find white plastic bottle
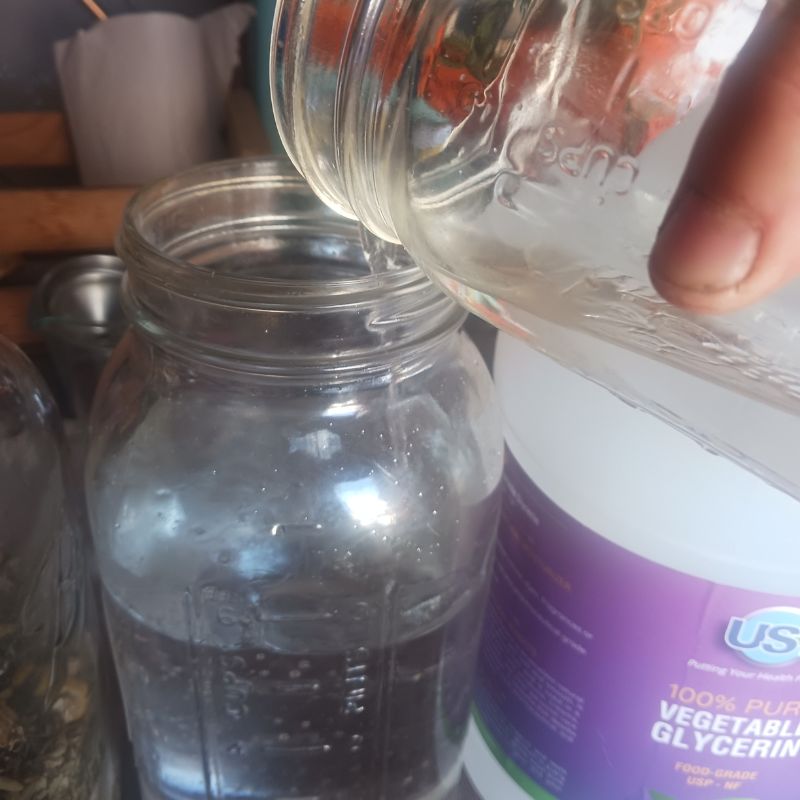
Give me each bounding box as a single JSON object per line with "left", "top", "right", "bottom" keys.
{"left": 464, "top": 329, "right": 800, "bottom": 800}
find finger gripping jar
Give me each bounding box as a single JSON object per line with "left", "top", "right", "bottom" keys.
{"left": 86, "top": 159, "right": 504, "bottom": 800}
{"left": 271, "top": 0, "right": 800, "bottom": 498}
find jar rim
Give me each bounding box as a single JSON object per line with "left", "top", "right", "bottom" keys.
{"left": 116, "top": 157, "right": 464, "bottom": 373}
{"left": 118, "top": 157, "right": 430, "bottom": 309}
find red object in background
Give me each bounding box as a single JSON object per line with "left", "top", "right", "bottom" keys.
{"left": 417, "top": 0, "right": 726, "bottom": 155}
{"left": 302, "top": 0, "right": 727, "bottom": 158}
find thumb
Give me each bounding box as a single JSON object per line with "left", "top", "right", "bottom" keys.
{"left": 649, "top": 4, "right": 800, "bottom": 315}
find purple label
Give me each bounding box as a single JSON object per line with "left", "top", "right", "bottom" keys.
{"left": 474, "top": 451, "right": 800, "bottom": 800}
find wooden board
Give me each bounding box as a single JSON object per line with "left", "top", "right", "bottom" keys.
{"left": 0, "top": 97, "right": 271, "bottom": 346}
{"left": 0, "top": 113, "right": 73, "bottom": 168}
{"left": 0, "top": 188, "right": 134, "bottom": 253}
{"left": 0, "top": 286, "right": 36, "bottom": 345}
{"left": 0, "top": 254, "right": 22, "bottom": 280}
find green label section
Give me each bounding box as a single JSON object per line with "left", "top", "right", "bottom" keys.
{"left": 472, "top": 707, "right": 559, "bottom": 800}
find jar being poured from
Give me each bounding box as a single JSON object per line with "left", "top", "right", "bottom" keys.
{"left": 270, "top": 0, "right": 800, "bottom": 499}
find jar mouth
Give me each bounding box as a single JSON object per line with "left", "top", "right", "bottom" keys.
{"left": 119, "top": 158, "right": 427, "bottom": 307}
{"left": 270, "top": 0, "right": 411, "bottom": 243}
{"left": 117, "top": 158, "right": 464, "bottom": 373}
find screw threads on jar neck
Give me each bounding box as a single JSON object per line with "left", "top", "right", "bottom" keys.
{"left": 271, "top": 0, "right": 426, "bottom": 244}
{"left": 117, "top": 159, "right": 463, "bottom": 376}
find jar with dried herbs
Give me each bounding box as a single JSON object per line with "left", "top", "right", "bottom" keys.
{"left": 0, "top": 336, "right": 118, "bottom": 799}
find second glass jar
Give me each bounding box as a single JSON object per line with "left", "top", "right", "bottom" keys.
{"left": 0, "top": 336, "right": 118, "bottom": 799}
{"left": 86, "top": 159, "right": 504, "bottom": 800}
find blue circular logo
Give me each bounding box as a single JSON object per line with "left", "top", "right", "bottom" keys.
{"left": 724, "top": 607, "right": 800, "bottom": 667}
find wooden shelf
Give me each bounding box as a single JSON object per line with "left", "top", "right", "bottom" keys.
{"left": 0, "top": 112, "right": 73, "bottom": 168}
{"left": 0, "top": 94, "right": 271, "bottom": 347}
{"left": 0, "top": 187, "right": 134, "bottom": 253}
{"left": 0, "top": 286, "right": 36, "bottom": 346}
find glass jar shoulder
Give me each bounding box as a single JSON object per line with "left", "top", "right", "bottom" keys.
{"left": 87, "top": 331, "right": 503, "bottom": 639}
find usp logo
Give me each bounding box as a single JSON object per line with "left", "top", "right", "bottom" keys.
{"left": 724, "top": 607, "right": 800, "bottom": 667}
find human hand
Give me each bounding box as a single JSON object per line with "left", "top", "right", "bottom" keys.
{"left": 649, "top": 2, "right": 800, "bottom": 314}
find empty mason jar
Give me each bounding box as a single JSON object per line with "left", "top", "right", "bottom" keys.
{"left": 271, "top": 0, "right": 800, "bottom": 498}
{"left": 86, "top": 159, "right": 504, "bottom": 800}
{"left": 0, "top": 336, "right": 118, "bottom": 799}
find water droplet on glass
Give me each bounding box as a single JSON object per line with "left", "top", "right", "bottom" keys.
{"left": 495, "top": 172, "right": 521, "bottom": 210}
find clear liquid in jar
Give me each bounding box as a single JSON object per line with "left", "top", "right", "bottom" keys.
{"left": 105, "top": 583, "right": 486, "bottom": 800}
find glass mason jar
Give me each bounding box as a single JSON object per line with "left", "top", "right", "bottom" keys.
{"left": 270, "top": 0, "right": 800, "bottom": 498}
{"left": 86, "top": 159, "right": 504, "bottom": 800}
{"left": 0, "top": 336, "right": 117, "bottom": 799}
